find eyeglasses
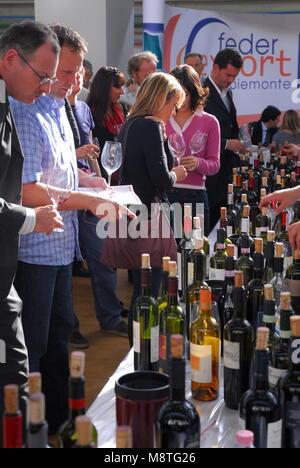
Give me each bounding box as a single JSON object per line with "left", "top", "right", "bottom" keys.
{"left": 18, "top": 52, "right": 58, "bottom": 86}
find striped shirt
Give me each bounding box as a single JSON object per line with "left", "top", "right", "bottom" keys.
{"left": 10, "top": 94, "right": 81, "bottom": 266}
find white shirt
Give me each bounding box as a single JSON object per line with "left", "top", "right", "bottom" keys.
{"left": 209, "top": 74, "right": 231, "bottom": 113}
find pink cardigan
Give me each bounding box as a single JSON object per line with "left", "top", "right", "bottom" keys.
{"left": 166, "top": 109, "right": 220, "bottom": 189}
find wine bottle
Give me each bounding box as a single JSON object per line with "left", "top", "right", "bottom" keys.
{"left": 27, "top": 393, "right": 49, "bottom": 449}
{"left": 58, "top": 352, "right": 98, "bottom": 448}
{"left": 134, "top": 254, "right": 159, "bottom": 371}
{"left": 279, "top": 316, "right": 300, "bottom": 448}
{"left": 215, "top": 207, "right": 231, "bottom": 249}
{"left": 269, "top": 292, "right": 294, "bottom": 395}
{"left": 285, "top": 249, "right": 300, "bottom": 315}
{"left": 277, "top": 211, "right": 293, "bottom": 270}
{"left": 159, "top": 262, "right": 185, "bottom": 375}
{"left": 157, "top": 335, "right": 200, "bottom": 448}
{"left": 240, "top": 328, "right": 282, "bottom": 449}
{"left": 246, "top": 238, "right": 265, "bottom": 330}
{"left": 210, "top": 228, "right": 227, "bottom": 281}
{"left": 178, "top": 205, "right": 195, "bottom": 302}
{"left": 270, "top": 243, "right": 288, "bottom": 310}
{"left": 262, "top": 284, "right": 280, "bottom": 351}
{"left": 263, "top": 231, "right": 275, "bottom": 283}
{"left": 258, "top": 207, "right": 270, "bottom": 244}
{"left": 190, "top": 289, "right": 221, "bottom": 401}
{"left": 234, "top": 430, "right": 255, "bottom": 448}
{"left": 224, "top": 271, "right": 253, "bottom": 410}
{"left": 3, "top": 385, "right": 23, "bottom": 449}
{"left": 74, "top": 416, "right": 96, "bottom": 448}
{"left": 116, "top": 426, "right": 133, "bottom": 448}
{"left": 157, "top": 257, "right": 170, "bottom": 318}
{"left": 237, "top": 233, "right": 254, "bottom": 287}
{"left": 227, "top": 184, "right": 237, "bottom": 235}
{"left": 236, "top": 195, "right": 249, "bottom": 235}
{"left": 219, "top": 244, "right": 236, "bottom": 329}
{"left": 198, "top": 215, "right": 210, "bottom": 279}
{"left": 186, "top": 239, "right": 209, "bottom": 327}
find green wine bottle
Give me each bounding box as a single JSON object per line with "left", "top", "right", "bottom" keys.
{"left": 157, "top": 257, "right": 170, "bottom": 319}
{"left": 133, "top": 254, "right": 159, "bottom": 371}
{"left": 159, "top": 262, "right": 185, "bottom": 375}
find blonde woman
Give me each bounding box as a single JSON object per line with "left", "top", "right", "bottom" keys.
{"left": 272, "top": 109, "right": 300, "bottom": 150}
{"left": 119, "top": 72, "right": 187, "bottom": 330}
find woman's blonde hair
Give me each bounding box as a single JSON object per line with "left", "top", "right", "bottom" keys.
{"left": 129, "top": 72, "right": 185, "bottom": 119}
{"left": 281, "top": 109, "right": 300, "bottom": 135}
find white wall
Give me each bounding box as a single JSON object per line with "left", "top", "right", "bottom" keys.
{"left": 35, "top": 0, "right": 134, "bottom": 75}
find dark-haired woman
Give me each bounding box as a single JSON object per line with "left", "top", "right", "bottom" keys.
{"left": 167, "top": 65, "right": 221, "bottom": 236}
{"left": 87, "top": 66, "right": 126, "bottom": 182}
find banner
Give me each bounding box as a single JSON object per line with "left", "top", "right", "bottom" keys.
{"left": 143, "top": 0, "right": 165, "bottom": 70}
{"left": 163, "top": 6, "right": 300, "bottom": 123}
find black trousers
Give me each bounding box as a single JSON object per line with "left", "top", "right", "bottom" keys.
{"left": 0, "top": 285, "right": 28, "bottom": 448}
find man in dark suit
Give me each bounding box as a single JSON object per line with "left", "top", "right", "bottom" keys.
{"left": 249, "top": 105, "right": 281, "bottom": 146}
{"left": 0, "top": 21, "right": 62, "bottom": 446}
{"left": 204, "top": 48, "right": 245, "bottom": 232}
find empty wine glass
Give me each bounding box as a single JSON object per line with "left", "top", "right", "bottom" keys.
{"left": 45, "top": 164, "right": 73, "bottom": 232}
{"left": 189, "top": 130, "right": 208, "bottom": 154}
{"left": 239, "top": 125, "right": 253, "bottom": 148}
{"left": 101, "top": 141, "right": 122, "bottom": 186}
{"left": 168, "top": 132, "right": 186, "bottom": 164}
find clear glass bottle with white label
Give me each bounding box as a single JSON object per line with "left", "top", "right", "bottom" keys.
{"left": 133, "top": 254, "right": 159, "bottom": 372}
{"left": 224, "top": 271, "right": 253, "bottom": 410}
{"left": 240, "top": 328, "right": 282, "bottom": 449}
{"left": 210, "top": 228, "right": 227, "bottom": 281}
{"left": 190, "top": 288, "right": 221, "bottom": 401}
{"left": 279, "top": 316, "right": 300, "bottom": 448}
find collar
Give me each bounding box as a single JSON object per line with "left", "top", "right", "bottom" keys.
{"left": 170, "top": 108, "right": 203, "bottom": 134}
{"left": 0, "top": 79, "right": 6, "bottom": 104}
{"left": 36, "top": 94, "right": 66, "bottom": 110}
{"left": 209, "top": 75, "right": 229, "bottom": 98}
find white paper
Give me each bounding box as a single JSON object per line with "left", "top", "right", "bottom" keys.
{"left": 79, "top": 185, "right": 142, "bottom": 206}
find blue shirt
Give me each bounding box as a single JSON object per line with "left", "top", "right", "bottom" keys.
{"left": 10, "top": 94, "right": 82, "bottom": 266}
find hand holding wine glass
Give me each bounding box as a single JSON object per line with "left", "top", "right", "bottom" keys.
{"left": 101, "top": 141, "right": 122, "bottom": 186}
{"left": 46, "top": 165, "right": 73, "bottom": 232}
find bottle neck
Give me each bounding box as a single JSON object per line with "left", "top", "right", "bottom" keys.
{"left": 170, "top": 358, "right": 186, "bottom": 401}
{"left": 160, "top": 271, "right": 169, "bottom": 297}
{"left": 233, "top": 287, "right": 247, "bottom": 320}
{"left": 263, "top": 300, "right": 277, "bottom": 333}
{"left": 279, "top": 309, "right": 292, "bottom": 343}
{"left": 141, "top": 269, "right": 151, "bottom": 296}
{"left": 69, "top": 377, "right": 86, "bottom": 419}
{"left": 168, "top": 277, "right": 179, "bottom": 306}
{"left": 194, "top": 251, "right": 206, "bottom": 283}
{"left": 289, "top": 336, "right": 300, "bottom": 372}
{"left": 273, "top": 257, "right": 284, "bottom": 275}
{"left": 253, "top": 349, "right": 269, "bottom": 391}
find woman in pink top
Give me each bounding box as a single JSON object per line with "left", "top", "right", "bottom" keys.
{"left": 166, "top": 65, "right": 221, "bottom": 235}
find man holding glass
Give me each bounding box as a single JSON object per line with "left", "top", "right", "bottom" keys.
{"left": 0, "top": 21, "right": 64, "bottom": 446}
{"left": 10, "top": 24, "right": 134, "bottom": 433}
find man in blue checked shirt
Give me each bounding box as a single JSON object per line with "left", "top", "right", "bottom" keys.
{"left": 10, "top": 24, "right": 134, "bottom": 434}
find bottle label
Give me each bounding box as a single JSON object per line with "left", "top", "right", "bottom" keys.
{"left": 268, "top": 366, "right": 288, "bottom": 391}
{"left": 290, "top": 338, "right": 300, "bottom": 365}
{"left": 159, "top": 334, "right": 167, "bottom": 361}
{"left": 151, "top": 326, "right": 159, "bottom": 363}
{"left": 227, "top": 226, "right": 233, "bottom": 236}
{"left": 288, "top": 279, "right": 300, "bottom": 298}
{"left": 241, "top": 248, "right": 250, "bottom": 254}
{"left": 190, "top": 344, "right": 212, "bottom": 383}
{"left": 209, "top": 268, "right": 225, "bottom": 281}
{"left": 225, "top": 270, "right": 235, "bottom": 278}
{"left": 224, "top": 340, "right": 240, "bottom": 370}
{"left": 267, "top": 419, "right": 282, "bottom": 449}
{"left": 256, "top": 227, "right": 262, "bottom": 237}
{"left": 263, "top": 314, "right": 276, "bottom": 324}
{"left": 188, "top": 262, "right": 194, "bottom": 287}
{"left": 241, "top": 218, "right": 250, "bottom": 234}
{"left": 177, "top": 253, "right": 182, "bottom": 291}
{"left": 133, "top": 321, "right": 140, "bottom": 353}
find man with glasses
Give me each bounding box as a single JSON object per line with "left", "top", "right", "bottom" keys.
{"left": 0, "top": 21, "right": 63, "bottom": 447}
{"left": 10, "top": 24, "right": 134, "bottom": 433}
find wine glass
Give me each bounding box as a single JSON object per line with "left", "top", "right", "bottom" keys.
{"left": 168, "top": 132, "right": 186, "bottom": 164}
{"left": 101, "top": 141, "right": 122, "bottom": 186}
{"left": 239, "top": 125, "right": 253, "bottom": 148}
{"left": 45, "top": 164, "right": 73, "bottom": 232}
{"left": 189, "top": 130, "right": 208, "bottom": 154}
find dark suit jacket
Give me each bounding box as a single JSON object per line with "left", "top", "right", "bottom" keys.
{"left": 119, "top": 117, "right": 176, "bottom": 210}
{"left": 249, "top": 120, "right": 278, "bottom": 146}
{"left": 0, "top": 94, "right": 27, "bottom": 301}
{"left": 203, "top": 77, "right": 240, "bottom": 206}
